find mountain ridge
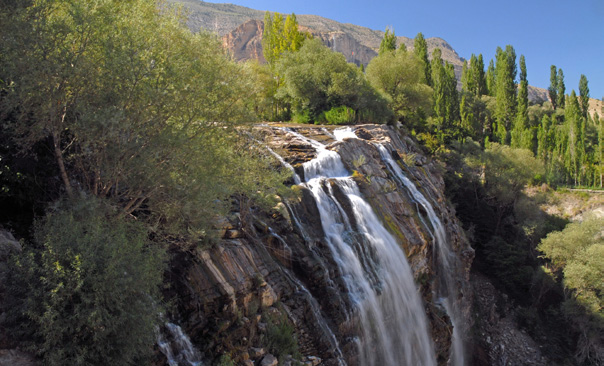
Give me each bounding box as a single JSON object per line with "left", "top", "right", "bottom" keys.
{"left": 172, "top": 0, "right": 552, "bottom": 103}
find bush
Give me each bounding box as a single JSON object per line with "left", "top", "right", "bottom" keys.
{"left": 8, "top": 197, "right": 166, "bottom": 365}
{"left": 318, "top": 105, "right": 356, "bottom": 125}
{"left": 265, "top": 312, "right": 300, "bottom": 358}
{"left": 292, "top": 109, "right": 312, "bottom": 124}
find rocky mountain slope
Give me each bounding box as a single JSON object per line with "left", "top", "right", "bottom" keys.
{"left": 171, "top": 1, "right": 558, "bottom": 102}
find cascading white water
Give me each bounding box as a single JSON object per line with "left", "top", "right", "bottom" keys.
{"left": 375, "top": 143, "right": 465, "bottom": 366}
{"left": 157, "top": 323, "right": 203, "bottom": 366}
{"left": 283, "top": 129, "right": 436, "bottom": 366}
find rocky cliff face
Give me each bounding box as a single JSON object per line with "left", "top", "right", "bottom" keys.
{"left": 166, "top": 124, "right": 474, "bottom": 365}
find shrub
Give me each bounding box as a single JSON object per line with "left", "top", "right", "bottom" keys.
{"left": 8, "top": 197, "right": 166, "bottom": 365}
{"left": 319, "top": 105, "right": 356, "bottom": 125}
{"left": 265, "top": 312, "right": 300, "bottom": 358}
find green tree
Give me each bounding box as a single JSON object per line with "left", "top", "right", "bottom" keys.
{"left": 379, "top": 27, "right": 397, "bottom": 55}
{"left": 549, "top": 65, "right": 558, "bottom": 109}
{"left": 539, "top": 216, "right": 604, "bottom": 365}
{"left": 564, "top": 91, "right": 583, "bottom": 185}
{"left": 494, "top": 46, "right": 517, "bottom": 144}
{"left": 366, "top": 47, "right": 432, "bottom": 128}
{"left": 430, "top": 48, "right": 459, "bottom": 142}
{"left": 262, "top": 12, "right": 307, "bottom": 67}
{"left": 277, "top": 39, "right": 391, "bottom": 123}
{"left": 9, "top": 197, "right": 165, "bottom": 365}
{"left": 511, "top": 55, "right": 530, "bottom": 149}
{"left": 557, "top": 68, "right": 566, "bottom": 109}
{"left": 1, "top": 0, "right": 289, "bottom": 241}
{"left": 413, "top": 32, "right": 431, "bottom": 86}
{"left": 486, "top": 59, "right": 496, "bottom": 97}
{"left": 579, "top": 74, "right": 590, "bottom": 119}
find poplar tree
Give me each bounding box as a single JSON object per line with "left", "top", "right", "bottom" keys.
{"left": 549, "top": 65, "right": 558, "bottom": 109}
{"left": 486, "top": 59, "right": 496, "bottom": 97}
{"left": 475, "top": 54, "right": 487, "bottom": 96}
{"left": 494, "top": 46, "right": 517, "bottom": 144}
{"left": 557, "top": 68, "right": 566, "bottom": 109}
{"left": 379, "top": 27, "right": 397, "bottom": 55}
{"left": 431, "top": 48, "right": 459, "bottom": 142}
{"left": 565, "top": 91, "right": 582, "bottom": 184}
{"left": 413, "top": 32, "right": 431, "bottom": 86}
{"left": 511, "top": 55, "right": 529, "bottom": 149}
{"left": 579, "top": 74, "right": 590, "bottom": 118}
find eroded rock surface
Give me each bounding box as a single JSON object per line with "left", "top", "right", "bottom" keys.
{"left": 167, "top": 124, "right": 474, "bottom": 365}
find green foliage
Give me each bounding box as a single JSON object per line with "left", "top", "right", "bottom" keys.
{"left": 265, "top": 312, "right": 300, "bottom": 358}
{"left": 217, "top": 354, "right": 236, "bottom": 366}
{"left": 318, "top": 105, "right": 356, "bottom": 125}
{"left": 277, "top": 39, "right": 391, "bottom": 124}
{"left": 366, "top": 47, "right": 432, "bottom": 128}
{"left": 557, "top": 68, "right": 566, "bottom": 109}
{"left": 262, "top": 11, "right": 308, "bottom": 67}
{"left": 379, "top": 27, "right": 397, "bottom": 55}
{"left": 482, "top": 143, "right": 543, "bottom": 207}
{"left": 430, "top": 48, "right": 459, "bottom": 142}
{"left": 486, "top": 59, "right": 496, "bottom": 97}
{"left": 413, "top": 32, "right": 431, "bottom": 86}
{"left": 539, "top": 216, "right": 604, "bottom": 364}
{"left": 494, "top": 45, "right": 517, "bottom": 144}
{"left": 0, "top": 0, "right": 290, "bottom": 242}
{"left": 8, "top": 197, "right": 165, "bottom": 365}
{"left": 579, "top": 74, "right": 590, "bottom": 119}
{"left": 549, "top": 65, "right": 559, "bottom": 110}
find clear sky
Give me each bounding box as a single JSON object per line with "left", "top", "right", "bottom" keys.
{"left": 205, "top": 0, "right": 604, "bottom": 100}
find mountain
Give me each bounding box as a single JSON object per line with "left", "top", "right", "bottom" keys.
{"left": 170, "top": 1, "right": 562, "bottom": 104}
{"left": 169, "top": 1, "right": 465, "bottom": 70}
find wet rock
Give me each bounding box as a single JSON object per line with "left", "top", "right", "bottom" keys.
{"left": 249, "top": 347, "right": 266, "bottom": 359}
{"left": 306, "top": 355, "right": 322, "bottom": 365}
{"left": 260, "top": 353, "right": 278, "bottom": 366}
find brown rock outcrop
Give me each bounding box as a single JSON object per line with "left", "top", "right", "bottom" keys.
{"left": 168, "top": 124, "right": 474, "bottom": 365}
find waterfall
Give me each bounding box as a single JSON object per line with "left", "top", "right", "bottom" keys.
{"left": 283, "top": 129, "right": 436, "bottom": 366}
{"left": 157, "top": 323, "right": 203, "bottom": 366}
{"left": 375, "top": 143, "right": 465, "bottom": 366}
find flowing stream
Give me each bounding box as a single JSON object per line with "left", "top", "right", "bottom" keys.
{"left": 281, "top": 128, "right": 436, "bottom": 366}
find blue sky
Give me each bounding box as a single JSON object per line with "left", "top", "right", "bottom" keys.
{"left": 205, "top": 0, "right": 604, "bottom": 99}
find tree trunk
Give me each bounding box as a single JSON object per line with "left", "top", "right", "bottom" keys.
{"left": 53, "top": 129, "right": 74, "bottom": 198}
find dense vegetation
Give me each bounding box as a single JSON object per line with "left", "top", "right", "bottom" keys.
{"left": 1, "top": 1, "right": 602, "bottom": 365}
{"left": 0, "top": 0, "right": 289, "bottom": 363}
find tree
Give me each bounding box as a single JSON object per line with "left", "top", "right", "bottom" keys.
{"left": 366, "top": 47, "right": 432, "bottom": 128}
{"left": 262, "top": 12, "right": 307, "bottom": 67}
{"left": 564, "top": 91, "right": 583, "bottom": 185}
{"left": 494, "top": 46, "right": 517, "bottom": 144}
{"left": 511, "top": 55, "right": 530, "bottom": 149}
{"left": 430, "top": 48, "right": 459, "bottom": 142}
{"left": 413, "top": 32, "right": 431, "bottom": 86}
{"left": 549, "top": 65, "right": 558, "bottom": 109}
{"left": 579, "top": 74, "right": 590, "bottom": 119}
{"left": 1, "top": 0, "right": 289, "bottom": 240}
{"left": 9, "top": 197, "right": 165, "bottom": 365}
{"left": 538, "top": 216, "right": 604, "bottom": 365}
{"left": 277, "top": 39, "right": 391, "bottom": 123}
{"left": 557, "top": 68, "right": 566, "bottom": 109}
{"left": 379, "top": 27, "right": 397, "bottom": 55}
{"left": 486, "top": 59, "right": 496, "bottom": 97}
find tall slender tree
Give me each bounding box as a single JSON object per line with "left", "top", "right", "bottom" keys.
{"left": 549, "top": 65, "right": 558, "bottom": 109}
{"left": 379, "top": 27, "right": 397, "bottom": 55}
{"left": 557, "top": 68, "right": 566, "bottom": 109}
{"left": 579, "top": 74, "right": 590, "bottom": 119}
{"left": 565, "top": 91, "right": 582, "bottom": 185}
{"left": 414, "top": 32, "right": 431, "bottom": 86}
{"left": 486, "top": 59, "right": 496, "bottom": 97}
{"left": 431, "top": 48, "right": 459, "bottom": 142}
{"left": 494, "top": 46, "right": 517, "bottom": 144}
